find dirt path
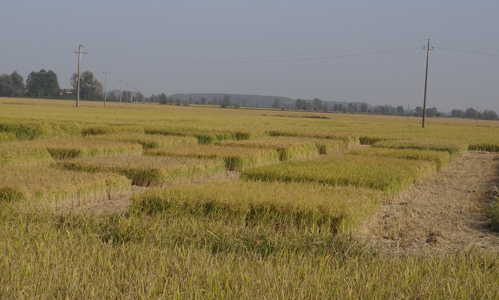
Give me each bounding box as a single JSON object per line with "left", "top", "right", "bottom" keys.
{"left": 357, "top": 151, "right": 499, "bottom": 255}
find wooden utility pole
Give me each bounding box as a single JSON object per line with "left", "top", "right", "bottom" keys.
{"left": 103, "top": 68, "right": 110, "bottom": 108}
{"left": 75, "top": 45, "right": 83, "bottom": 108}
{"left": 422, "top": 39, "right": 433, "bottom": 128}
{"left": 119, "top": 78, "right": 124, "bottom": 108}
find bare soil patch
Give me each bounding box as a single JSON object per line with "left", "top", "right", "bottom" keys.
{"left": 357, "top": 151, "right": 499, "bottom": 255}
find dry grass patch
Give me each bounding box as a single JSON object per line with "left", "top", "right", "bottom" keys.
{"left": 145, "top": 144, "right": 280, "bottom": 171}
{"left": 59, "top": 155, "right": 225, "bottom": 187}
{"left": 0, "top": 165, "right": 130, "bottom": 208}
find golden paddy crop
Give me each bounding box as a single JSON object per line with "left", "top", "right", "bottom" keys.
{"left": 241, "top": 155, "right": 435, "bottom": 194}
{"left": 348, "top": 147, "right": 452, "bottom": 171}
{"left": 132, "top": 181, "right": 384, "bottom": 234}
{"left": 59, "top": 155, "right": 225, "bottom": 187}
{"left": 0, "top": 165, "right": 130, "bottom": 208}
{"left": 89, "top": 132, "right": 198, "bottom": 150}
{"left": 0, "top": 141, "right": 53, "bottom": 166}
{"left": 31, "top": 137, "right": 143, "bottom": 159}
{"left": 145, "top": 144, "right": 280, "bottom": 171}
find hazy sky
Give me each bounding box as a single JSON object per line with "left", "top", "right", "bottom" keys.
{"left": 2, "top": 0, "right": 499, "bottom": 112}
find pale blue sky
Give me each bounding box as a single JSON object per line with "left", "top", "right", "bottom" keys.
{"left": 2, "top": 0, "right": 499, "bottom": 112}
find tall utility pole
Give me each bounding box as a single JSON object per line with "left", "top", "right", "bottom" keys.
{"left": 119, "top": 78, "right": 124, "bottom": 108}
{"left": 102, "top": 68, "right": 110, "bottom": 108}
{"left": 422, "top": 39, "right": 433, "bottom": 128}
{"left": 74, "top": 45, "right": 86, "bottom": 108}
{"left": 125, "top": 82, "right": 129, "bottom": 105}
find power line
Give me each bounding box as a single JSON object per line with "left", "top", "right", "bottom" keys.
{"left": 86, "top": 46, "right": 420, "bottom": 64}
{"left": 84, "top": 40, "right": 424, "bottom": 61}
{"left": 434, "top": 46, "right": 499, "bottom": 58}
{"left": 432, "top": 39, "right": 499, "bottom": 53}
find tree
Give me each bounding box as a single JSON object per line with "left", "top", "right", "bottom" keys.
{"left": 304, "top": 101, "right": 312, "bottom": 111}
{"left": 150, "top": 94, "right": 158, "bottom": 103}
{"left": 336, "top": 104, "right": 345, "bottom": 113}
{"left": 0, "top": 71, "right": 25, "bottom": 97}
{"left": 348, "top": 103, "right": 358, "bottom": 114}
{"left": 451, "top": 109, "right": 463, "bottom": 118}
{"left": 482, "top": 109, "right": 498, "bottom": 120}
{"left": 426, "top": 107, "right": 438, "bottom": 117}
{"left": 396, "top": 106, "right": 404, "bottom": 115}
{"left": 27, "top": 69, "right": 60, "bottom": 98}
{"left": 136, "top": 92, "right": 144, "bottom": 102}
{"left": 158, "top": 93, "right": 168, "bottom": 105}
{"left": 295, "top": 99, "right": 304, "bottom": 110}
{"left": 200, "top": 97, "right": 207, "bottom": 105}
{"left": 220, "top": 94, "right": 232, "bottom": 108}
{"left": 360, "top": 103, "right": 368, "bottom": 113}
{"left": 272, "top": 98, "right": 281, "bottom": 109}
{"left": 414, "top": 106, "right": 423, "bottom": 117}
{"left": 465, "top": 107, "right": 477, "bottom": 119}
{"left": 313, "top": 98, "right": 323, "bottom": 111}
{"left": 70, "top": 71, "right": 103, "bottom": 100}
{"left": 322, "top": 102, "right": 329, "bottom": 113}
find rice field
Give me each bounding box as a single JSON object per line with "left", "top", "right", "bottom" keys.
{"left": 31, "top": 137, "right": 144, "bottom": 159}
{"left": 89, "top": 132, "right": 198, "bottom": 150}
{"left": 0, "top": 164, "right": 130, "bottom": 209}
{"left": 131, "top": 181, "right": 384, "bottom": 234}
{"left": 241, "top": 155, "right": 434, "bottom": 194}
{"left": 59, "top": 155, "right": 225, "bottom": 187}
{"left": 145, "top": 144, "right": 280, "bottom": 171}
{"left": 1, "top": 97, "right": 499, "bottom": 299}
{"left": 348, "top": 147, "right": 452, "bottom": 171}
{"left": 0, "top": 141, "right": 54, "bottom": 166}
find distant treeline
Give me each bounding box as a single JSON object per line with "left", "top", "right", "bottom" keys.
{"left": 150, "top": 93, "right": 498, "bottom": 121}
{"left": 1, "top": 70, "right": 497, "bottom": 120}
